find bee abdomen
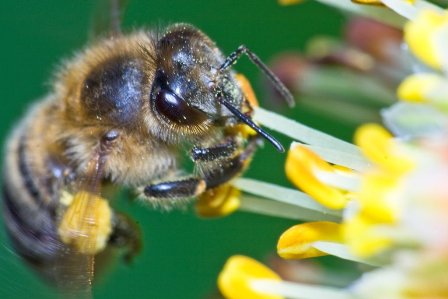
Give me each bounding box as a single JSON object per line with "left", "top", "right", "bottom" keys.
{"left": 2, "top": 186, "right": 62, "bottom": 261}
{"left": 2, "top": 126, "right": 65, "bottom": 263}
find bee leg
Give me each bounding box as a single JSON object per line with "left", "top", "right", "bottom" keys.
{"left": 191, "top": 137, "right": 237, "bottom": 162}
{"left": 142, "top": 138, "right": 257, "bottom": 200}
{"left": 202, "top": 136, "right": 259, "bottom": 189}
{"left": 143, "top": 178, "right": 207, "bottom": 199}
{"left": 108, "top": 212, "right": 142, "bottom": 263}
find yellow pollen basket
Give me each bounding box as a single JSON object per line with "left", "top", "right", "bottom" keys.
{"left": 58, "top": 191, "right": 112, "bottom": 255}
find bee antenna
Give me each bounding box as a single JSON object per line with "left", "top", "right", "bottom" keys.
{"left": 219, "top": 98, "right": 284, "bottom": 152}
{"left": 219, "top": 45, "right": 295, "bottom": 108}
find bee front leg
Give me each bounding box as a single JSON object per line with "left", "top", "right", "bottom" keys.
{"left": 140, "top": 138, "right": 258, "bottom": 201}
{"left": 190, "top": 137, "right": 237, "bottom": 162}
{"left": 199, "top": 136, "right": 259, "bottom": 189}
{"left": 143, "top": 178, "right": 206, "bottom": 199}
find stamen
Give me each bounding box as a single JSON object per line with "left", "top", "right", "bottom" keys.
{"left": 314, "top": 168, "right": 361, "bottom": 192}
{"left": 433, "top": 25, "right": 448, "bottom": 75}
{"left": 313, "top": 0, "right": 406, "bottom": 28}
{"left": 240, "top": 195, "right": 340, "bottom": 222}
{"left": 286, "top": 145, "right": 351, "bottom": 209}
{"left": 299, "top": 143, "right": 371, "bottom": 171}
{"left": 254, "top": 107, "right": 365, "bottom": 158}
{"left": 233, "top": 178, "right": 342, "bottom": 219}
{"left": 277, "top": 222, "right": 343, "bottom": 259}
{"left": 313, "top": 242, "right": 382, "bottom": 266}
{"left": 251, "top": 279, "right": 353, "bottom": 299}
{"left": 381, "top": 0, "right": 418, "bottom": 19}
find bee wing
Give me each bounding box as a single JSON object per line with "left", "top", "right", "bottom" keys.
{"left": 89, "top": 0, "right": 129, "bottom": 41}
{"left": 50, "top": 248, "right": 95, "bottom": 298}
{"left": 54, "top": 149, "right": 113, "bottom": 296}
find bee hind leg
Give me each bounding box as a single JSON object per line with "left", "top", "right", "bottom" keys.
{"left": 108, "top": 212, "right": 142, "bottom": 263}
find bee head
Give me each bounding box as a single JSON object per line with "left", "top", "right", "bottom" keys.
{"left": 149, "top": 24, "right": 242, "bottom": 129}
{"left": 148, "top": 24, "right": 284, "bottom": 151}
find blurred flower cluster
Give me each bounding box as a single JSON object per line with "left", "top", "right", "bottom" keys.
{"left": 204, "top": 0, "right": 448, "bottom": 298}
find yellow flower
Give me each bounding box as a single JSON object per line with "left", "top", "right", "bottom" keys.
{"left": 343, "top": 125, "right": 410, "bottom": 256}
{"left": 220, "top": 1, "right": 448, "bottom": 298}
{"left": 281, "top": 124, "right": 415, "bottom": 259}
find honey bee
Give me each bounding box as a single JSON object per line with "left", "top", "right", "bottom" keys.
{"left": 1, "top": 3, "right": 293, "bottom": 295}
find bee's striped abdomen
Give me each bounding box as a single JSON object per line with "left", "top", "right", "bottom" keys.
{"left": 2, "top": 124, "right": 64, "bottom": 263}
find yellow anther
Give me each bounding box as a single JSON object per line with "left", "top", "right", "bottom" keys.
{"left": 286, "top": 145, "right": 349, "bottom": 209}
{"left": 404, "top": 9, "right": 448, "bottom": 69}
{"left": 277, "top": 221, "right": 342, "bottom": 259}
{"left": 343, "top": 213, "right": 393, "bottom": 257}
{"left": 218, "top": 255, "right": 283, "bottom": 299}
{"left": 196, "top": 185, "right": 241, "bottom": 217}
{"left": 351, "top": 0, "right": 384, "bottom": 6}
{"left": 397, "top": 73, "right": 441, "bottom": 103}
{"left": 354, "top": 124, "right": 413, "bottom": 174}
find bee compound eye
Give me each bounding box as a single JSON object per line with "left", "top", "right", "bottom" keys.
{"left": 154, "top": 89, "right": 207, "bottom": 125}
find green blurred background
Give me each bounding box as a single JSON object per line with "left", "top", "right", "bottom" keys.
{"left": 0, "top": 1, "right": 349, "bottom": 298}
